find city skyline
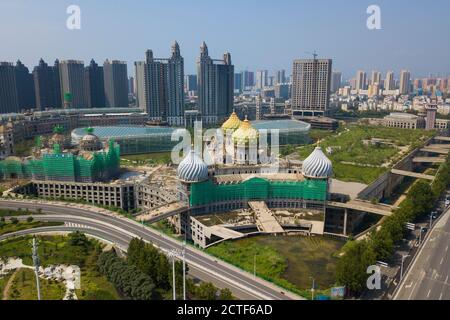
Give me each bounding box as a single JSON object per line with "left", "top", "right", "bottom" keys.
{"left": 1, "top": 0, "right": 450, "bottom": 78}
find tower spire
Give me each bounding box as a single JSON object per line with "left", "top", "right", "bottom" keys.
{"left": 200, "top": 41, "right": 208, "bottom": 57}
{"left": 172, "top": 41, "right": 180, "bottom": 57}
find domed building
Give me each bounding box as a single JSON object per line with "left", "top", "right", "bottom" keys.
{"left": 177, "top": 149, "right": 209, "bottom": 183}
{"left": 221, "top": 111, "right": 241, "bottom": 132}
{"left": 208, "top": 112, "right": 261, "bottom": 166}
{"left": 301, "top": 146, "right": 333, "bottom": 180}
{"left": 80, "top": 127, "right": 102, "bottom": 152}
{"left": 232, "top": 116, "right": 259, "bottom": 164}
{"left": 48, "top": 125, "right": 71, "bottom": 150}
{"left": 177, "top": 148, "right": 209, "bottom": 203}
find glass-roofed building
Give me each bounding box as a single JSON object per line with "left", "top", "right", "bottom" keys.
{"left": 71, "top": 118, "right": 310, "bottom": 155}
{"left": 72, "top": 126, "right": 185, "bottom": 155}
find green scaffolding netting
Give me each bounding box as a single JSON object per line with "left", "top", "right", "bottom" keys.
{"left": 0, "top": 140, "right": 120, "bottom": 182}
{"left": 190, "top": 177, "right": 327, "bottom": 207}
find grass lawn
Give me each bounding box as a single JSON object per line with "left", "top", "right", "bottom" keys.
{"left": 121, "top": 152, "right": 172, "bottom": 165}
{"left": 75, "top": 246, "right": 121, "bottom": 300}
{"left": 149, "top": 219, "right": 178, "bottom": 237}
{"left": 0, "top": 271, "right": 13, "bottom": 296}
{"left": 332, "top": 163, "right": 387, "bottom": 185}
{"left": 297, "top": 125, "right": 435, "bottom": 184}
{"left": 309, "top": 128, "right": 342, "bottom": 143}
{"left": 206, "top": 235, "right": 344, "bottom": 297}
{"left": 0, "top": 235, "right": 120, "bottom": 300}
{"left": 6, "top": 268, "right": 66, "bottom": 300}
{"left": 0, "top": 221, "right": 63, "bottom": 236}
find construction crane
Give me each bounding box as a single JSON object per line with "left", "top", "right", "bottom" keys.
{"left": 305, "top": 50, "right": 318, "bottom": 60}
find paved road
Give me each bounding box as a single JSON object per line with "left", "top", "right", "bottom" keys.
{"left": 0, "top": 225, "right": 131, "bottom": 249}
{"left": 394, "top": 207, "right": 450, "bottom": 300}
{"left": 0, "top": 200, "right": 302, "bottom": 300}
{"left": 0, "top": 224, "right": 261, "bottom": 300}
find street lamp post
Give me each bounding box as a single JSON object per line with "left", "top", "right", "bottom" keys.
{"left": 182, "top": 239, "right": 186, "bottom": 301}
{"left": 31, "top": 237, "right": 41, "bottom": 301}
{"left": 170, "top": 253, "right": 176, "bottom": 300}
{"left": 169, "top": 247, "right": 187, "bottom": 301}
{"left": 310, "top": 277, "right": 315, "bottom": 300}
{"left": 418, "top": 227, "right": 425, "bottom": 245}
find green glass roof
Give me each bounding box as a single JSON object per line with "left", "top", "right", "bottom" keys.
{"left": 252, "top": 119, "right": 310, "bottom": 132}
{"left": 72, "top": 126, "right": 182, "bottom": 139}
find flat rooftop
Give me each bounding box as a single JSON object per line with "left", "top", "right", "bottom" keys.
{"left": 329, "top": 179, "right": 367, "bottom": 200}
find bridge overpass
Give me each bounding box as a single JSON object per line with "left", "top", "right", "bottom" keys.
{"left": 420, "top": 147, "right": 450, "bottom": 155}
{"left": 136, "top": 202, "right": 187, "bottom": 223}
{"left": 427, "top": 144, "right": 450, "bottom": 149}
{"left": 435, "top": 136, "right": 450, "bottom": 142}
{"left": 327, "top": 200, "right": 395, "bottom": 216}
{"left": 412, "top": 157, "right": 446, "bottom": 163}
{"left": 391, "top": 169, "right": 435, "bottom": 181}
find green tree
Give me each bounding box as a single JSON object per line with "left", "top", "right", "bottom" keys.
{"left": 98, "top": 250, "right": 157, "bottom": 300}
{"left": 68, "top": 231, "right": 89, "bottom": 247}
{"left": 336, "top": 240, "right": 377, "bottom": 294}
{"left": 368, "top": 230, "right": 394, "bottom": 261}
{"left": 408, "top": 181, "right": 434, "bottom": 218}
{"left": 218, "top": 288, "right": 233, "bottom": 300}
{"left": 197, "top": 282, "right": 217, "bottom": 300}
{"left": 127, "top": 238, "right": 173, "bottom": 289}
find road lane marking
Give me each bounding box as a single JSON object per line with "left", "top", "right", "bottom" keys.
{"left": 427, "top": 289, "right": 431, "bottom": 298}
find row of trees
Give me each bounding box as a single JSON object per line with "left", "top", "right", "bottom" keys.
{"left": 98, "top": 250, "right": 158, "bottom": 300}
{"left": 97, "top": 238, "right": 234, "bottom": 300}
{"left": 336, "top": 154, "right": 450, "bottom": 294}
{"left": 127, "top": 238, "right": 174, "bottom": 292}
{"left": 126, "top": 238, "right": 233, "bottom": 300}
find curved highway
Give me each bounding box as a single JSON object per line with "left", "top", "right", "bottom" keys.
{"left": 0, "top": 199, "right": 303, "bottom": 300}
{"left": 0, "top": 225, "right": 131, "bottom": 249}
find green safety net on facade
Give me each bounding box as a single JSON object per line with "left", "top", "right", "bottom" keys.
{"left": 0, "top": 140, "right": 120, "bottom": 182}
{"left": 190, "top": 177, "right": 327, "bottom": 207}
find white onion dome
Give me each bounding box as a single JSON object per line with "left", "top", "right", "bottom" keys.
{"left": 232, "top": 116, "right": 259, "bottom": 145}
{"left": 301, "top": 147, "right": 333, "bottom": 179}
{"left": 177, "top": 149, "right": 209, "bottom": 182}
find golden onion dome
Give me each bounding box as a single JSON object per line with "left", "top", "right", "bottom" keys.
{"left": 221, "top": 111, "right": 242, "bottom": 131}
{"left": 232, "top": 116, "right": 259, "bottom": 144}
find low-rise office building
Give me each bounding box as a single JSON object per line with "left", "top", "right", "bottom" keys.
{"left": 14, "top": 179, "right": 137, "bottom": 211}
{"left": 383, "top": 113, "right": 425, "bottom": 129}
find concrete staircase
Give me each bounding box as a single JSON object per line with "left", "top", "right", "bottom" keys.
{"left": 248, "top": 201, "right": 284, "bottom": 233}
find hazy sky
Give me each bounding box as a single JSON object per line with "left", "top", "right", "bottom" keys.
{"left": 1, "top": 0, "right": 449, "bottom": 79}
